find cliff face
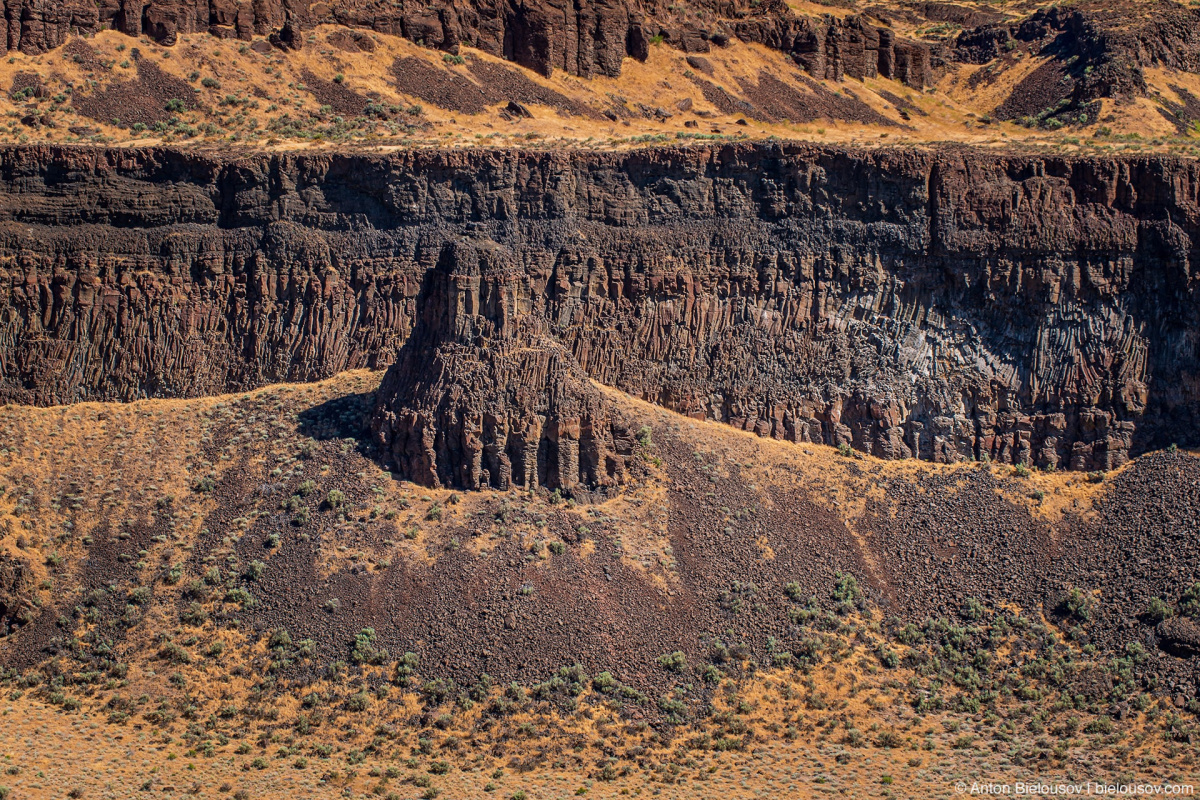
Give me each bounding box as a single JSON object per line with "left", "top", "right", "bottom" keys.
{"left": 0, "top": 0, "right": 935, "bottom": 87}
{"left": 0, "top": 144, "right": 1197, "bottom": 480}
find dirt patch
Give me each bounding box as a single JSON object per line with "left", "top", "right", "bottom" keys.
{"left": 300, "top": 68, "right": 371, "bottom": 116}
{"left": 73, "top": 57, "right": 194, "bottom": 128}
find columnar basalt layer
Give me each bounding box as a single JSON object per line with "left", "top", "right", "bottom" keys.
{"left": 0, "top": 0, "right": 935, "bottom": 88}
{"left": 0, "top": 144, "right": 1197, "bottom": 477}
{"left": 369, "top": 239, "right": 636, "bottom": 491}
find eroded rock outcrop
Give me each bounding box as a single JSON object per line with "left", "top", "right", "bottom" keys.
{"left": 0, "top": 0, "right": 934, "bottom": 88}
{"left": 370, "top": 239, "right": 635, "bottom": 491}
{"left": 956, "top": 1, "right": 1200, "bottom": 123}
{"left": 0, "top": 144, "right": 1196, "bottom": 474}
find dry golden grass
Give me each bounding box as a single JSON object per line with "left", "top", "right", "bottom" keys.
{"left": 1, "top": 371, "right": 1198, "bottom": 799}
{"left": 0, "top": 22, "right": 1194, "bottom": 154}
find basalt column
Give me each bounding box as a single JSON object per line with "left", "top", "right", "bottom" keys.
{"left": 369, "top": 238, "right": 636, "bottom": 492}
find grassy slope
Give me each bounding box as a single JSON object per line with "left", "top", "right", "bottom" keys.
{"left": 0, "top": 371, "right": 1198, "bottom": 798}
{"left": 0, "top": 16, "right": 1195, "bottom": 156}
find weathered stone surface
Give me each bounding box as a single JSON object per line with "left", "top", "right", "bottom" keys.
{"left": 369, "top": 238, "right": 635, "bottom": 491}
{"left": 0, "top": 144, "right": 1197, "bottom": 478}
{"left": 0, "top": 0, "right": 934, "bottom": 87}
{"left": 956, "top": 1, "right": 1200, "bottom": 121}
{"left": 1158, "top": 617, "right": 1200, "bottom": 657}
{"left": 733, "top": 6, "right": 933, "bottom": 87}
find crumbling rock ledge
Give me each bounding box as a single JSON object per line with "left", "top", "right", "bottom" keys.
{"left": 0, "top": 144, "right": 1197, "bottom": 478}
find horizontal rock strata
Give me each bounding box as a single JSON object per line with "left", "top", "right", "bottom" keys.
{"left": 0, "top": 144, "right": 1197, "bottom": 478}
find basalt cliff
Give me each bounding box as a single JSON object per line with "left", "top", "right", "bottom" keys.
{"left": 0, "top": 144, "right": 1197, "bottom": 486}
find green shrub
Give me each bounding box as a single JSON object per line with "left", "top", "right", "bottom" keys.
{"left": 833, "top": 572, "right": 862, "bottom": 607}
{"left": 1145, "top": 597, "right": 1173, "bottom": 623}
{"left": 657, "top": 651, "right": 687, "bottom": 672}
{"left": 963, "top": 597, "right": 985, "bottom": 621}
{"left": 351, "top": 628, "right": 388, "bottom": 665}
{"left": 1059, "top": 587, "right": 1094, "bottom": 622}
{"left": 1181, "top": 584, "right": 1200, "bottom": 618}
{"left": 158, "top": 642, "right": 191, "bottom": 664}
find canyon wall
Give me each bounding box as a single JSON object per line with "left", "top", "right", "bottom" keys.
{"left": 0, "top": 0, "right": 934, "bottom": 87}
{"left": 0, "top": 144, "right": 1196, "bottom": 481}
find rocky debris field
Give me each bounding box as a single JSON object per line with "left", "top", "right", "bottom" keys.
{"left": 0, "top": 370, "right": 1196, "bottom": 797}
{"left": 0, "top": 371, "right": 1197, "bottom": 703}
{"left": 389, "top": 55, "right": 596, "bottom": 118}
{"left": 73, "top": 55, "right": 195, "bottom": 128}
{"left": 300, "top": 69, "right": 371, "bottom": 116}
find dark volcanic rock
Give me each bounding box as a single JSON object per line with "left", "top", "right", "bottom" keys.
{"left": 1159, "top": 617, "right": 1200, "bottom": 657}
{"left": 0, "top": 0, "right": 933, "bottom": 87}
{"left": 957, "top": 1, "right": 1200, "bottom": 121}
{"left": 0, "top": 144, "right": 1197, "bottom": 476}
{"left": 370, "top": 239, "right": 634, "bottom": 491}
{"left": 0, "top": 553, "right": 33, "bottom": 637}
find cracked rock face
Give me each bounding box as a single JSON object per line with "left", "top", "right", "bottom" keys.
{"left": 0, "top": 144, "right": 1197, "bottom": 474}
{"left": 0, "top": 0, "right": 935, "bottom": 89}
{"left": 370, "top": 239, "right": 635, "bottom": 491}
